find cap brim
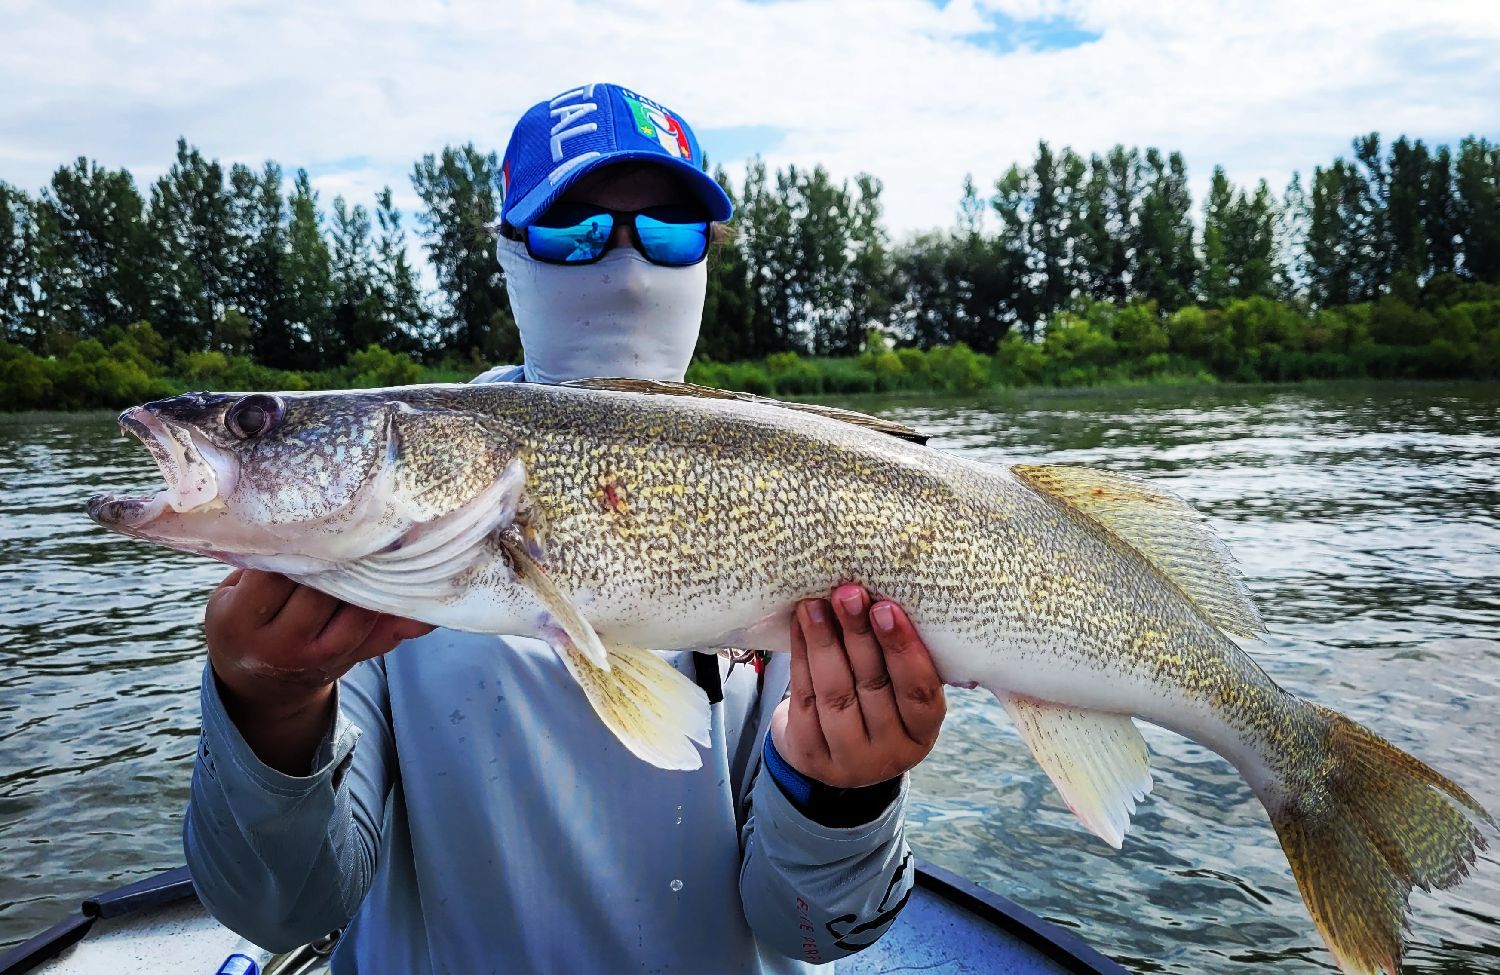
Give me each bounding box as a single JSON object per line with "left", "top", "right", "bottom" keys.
{"left": 503, "top": 150, "right": 733, "bottom": 228}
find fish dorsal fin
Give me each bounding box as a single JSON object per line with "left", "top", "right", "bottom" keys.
{"left": 998, "top": 693, "right": 1153, "bottom": 849}
{"left": 561, "top": 377, "right": 929, "bottom": 445}
{"left": 1014, "top": 464, "right": 1265, "bottom": 639}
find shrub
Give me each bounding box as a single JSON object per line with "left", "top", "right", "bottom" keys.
{"left": 0, "top": 341, "right": 55, "bottom": 410}
{"left": 925, "top": 343, "right": 989, "bottom": 392}
{"left": 991, "top": 333, "right": 1046, "bottom": 386}
{"left": 764, "top": 351, "right": 826, "bottom": 395}
{"left": 347, "top": 344, "right": 423, "bottom": 388}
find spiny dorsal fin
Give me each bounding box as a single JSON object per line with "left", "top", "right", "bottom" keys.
{"left": 561, "top": 377, "right": 929, "bottom": 445}
{"left": 1014, "top": 464, "right": 1265, "bottom": 639}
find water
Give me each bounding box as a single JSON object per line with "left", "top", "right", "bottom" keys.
{"left": 1, "top": 381, "right": 1498, "bottom": 973}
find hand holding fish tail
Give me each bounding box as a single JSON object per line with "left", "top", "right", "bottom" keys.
{"left": 204, "top": 568, "right": 434, "bottom": 774}
{"left": 771, "top": 585, "right": 947, "bottom": 790}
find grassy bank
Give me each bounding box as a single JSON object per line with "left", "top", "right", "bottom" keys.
{"left": 3, "top": 293, "right": 1498, "bottom": 411}
{"left": 690, "top": 295, "right": 1500, "bottom": 397}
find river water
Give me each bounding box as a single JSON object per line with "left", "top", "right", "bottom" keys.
{"left": 1, "top": 381, "right": 1497, "bottom": 972}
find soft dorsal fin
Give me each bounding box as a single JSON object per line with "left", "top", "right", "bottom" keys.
{"left": 1014, "top": 464, "right": 1265, "bottom": 638}
{"left": 561, "top": 377, "right": 929, "bottom": 445}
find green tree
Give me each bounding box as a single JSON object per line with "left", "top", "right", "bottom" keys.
{"left": 34, "top": 159, "right": 153, "bottom": 340}
{"left": 280, "top": 170, "right": 336, "bottom": 366}
{"left": 1201, "top": 167, "right": 1234, "bottom": 304}
{"left": 412, "top": 145, "right": 516, "bottom": 362}
{"left": 699, "top": 168, "right": 755, "bottom": 362}
{"left": 790, "top": 165, "right": 853, "bottom": 355}
{"left": 1455, "top": 137, "right": 1500, "bottom": 282}
{"left": 1077, "top": 146, "right": 1137, "bottom": 303}
{"left": 226, "top": 162, "right": 298, "bottom": 367}
{"left": 146, "top": 138, "right": 232, "bottom": 350}
{"left": 1426, "top": 146, "right": 1461, "bottom": 279}
{"left": 328, "top": 195, "right": 384, "bottom": 355}
{"left": 1008, "top": 142, "right": 1088, "bottom": 322}
{"left": 737, "top": 157, "right": 798, "bottom": 356}
{"left": 1227, "top": 180, "right": 1278, "bottom": 300}
{"left": 1353, "top": 133, "right": 1391, "bottom": 294}
{"left": 843, "top": 173, "right": 894, "bottom": 354}
{"left": 891, "top": 232, "right": 963, "bottom": 348}
{"left": 372, "top": 187, "right": 433, "bottom": 356}
{"left": 1307, "top": 160, "right": 1365, "bottom": 306}
{"left": 0, "top": 183, "right": 36, "bottom": 346}
{"left": 1276, "top": 173, "right": 1310, "bottom": 300}
{"left": 1135, "top": 149, "right": 1197, "bottom": 311}
{"left": 1386, "top": 136, "right": 1431, "bottom": 284}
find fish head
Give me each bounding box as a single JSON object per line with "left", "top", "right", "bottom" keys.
{"left": 87, "top": 388, "right": 523, "bottom": 574}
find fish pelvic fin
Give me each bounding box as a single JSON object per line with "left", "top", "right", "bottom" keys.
{"left": 1013, "top": 464, "right": 1265, "bottom": 639}
{"left": 553, "top": 640, "right": 711, "bottom": 772}
{"left": 998, "top": 694, "right": 1153, "bottom": 849}
{"left": 498, "top": 523, "right": 610, "bottom": 671}
{"left": 1263, "top": 702, "right": 1494, "bottom": 975}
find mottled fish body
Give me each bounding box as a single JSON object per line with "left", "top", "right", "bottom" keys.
{"left": 88, "top": 380, "right": 1493, "bottom": 975}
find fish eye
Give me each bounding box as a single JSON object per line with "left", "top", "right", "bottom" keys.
{"left": 225, "top": 394, "right": 284, "bottom": 439}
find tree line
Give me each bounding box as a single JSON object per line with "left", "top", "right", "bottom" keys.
{"left": 1, "top": 132, "right": 1498, "bottom": 409}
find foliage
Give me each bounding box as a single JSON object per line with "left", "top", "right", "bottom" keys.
{"left": 2, "top": 132, "right": 1499, "bottom": 411}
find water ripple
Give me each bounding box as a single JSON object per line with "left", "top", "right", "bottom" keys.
{"left": 3, "top": 384, "right": 1499, "bottom": 970}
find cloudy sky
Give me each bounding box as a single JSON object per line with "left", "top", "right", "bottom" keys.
{"left": 4, "top": 0, "right": 1499, "bottom": 236}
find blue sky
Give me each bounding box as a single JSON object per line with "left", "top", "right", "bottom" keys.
{"left": 3, "top": 0, "right": 1498, "bottom": 237}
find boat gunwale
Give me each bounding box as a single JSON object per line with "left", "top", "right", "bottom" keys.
{"left": 1, "top": 862, "right": 1129, "bottom": 975}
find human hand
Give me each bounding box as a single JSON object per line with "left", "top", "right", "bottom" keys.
{"left": 206, "top": 568, "right": 433, "bottom": 715}
{"left": 770, "top": 584, "right": 946, "bottom": 789}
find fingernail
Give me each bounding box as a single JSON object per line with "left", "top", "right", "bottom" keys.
{"left": 837, "top": 589, "right": 863, "bottom": 616}
{"left": 871, "top": 604, "right": 895, "bottom": 632}
{"left": 805, "top": 600, "right": 829, "bottom": 627}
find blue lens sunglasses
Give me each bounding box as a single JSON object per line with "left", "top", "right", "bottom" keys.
{"left": 500, "top": 203, "right": 712, "bottom": 267}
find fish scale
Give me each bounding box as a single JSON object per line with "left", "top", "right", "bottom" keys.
{"left": 87, "top": 379, "right": 1494, "bottom": 975}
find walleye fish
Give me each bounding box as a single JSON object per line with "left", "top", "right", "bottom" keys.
{"left": 88, "top": 379, "right": 1492, "bottom": 974}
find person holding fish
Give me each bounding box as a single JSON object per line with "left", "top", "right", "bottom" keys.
{"left": 183, "top": 83, "right": 947, "bottom": 973}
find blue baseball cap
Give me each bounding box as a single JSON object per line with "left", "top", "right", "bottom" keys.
{"left": 499, "top": 83, "right": 733, "bottom": 228}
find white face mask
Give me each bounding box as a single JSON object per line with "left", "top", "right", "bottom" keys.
{"left": 496, "top": 234, "right": 706, "bottom": 386}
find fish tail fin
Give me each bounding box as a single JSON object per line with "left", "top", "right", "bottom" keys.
{"left": 1261, "top": 702, "right": 1493, "bottom": 975}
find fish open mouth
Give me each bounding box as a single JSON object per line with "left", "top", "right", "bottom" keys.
{"left": 87, "top": 406, "right": 239, "bottom": 532}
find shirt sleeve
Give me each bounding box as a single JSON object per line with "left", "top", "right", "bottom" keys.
{"left": 182, "top": 658, "right": 394, "bottom": 952}
{"left": 737, "top": 740, "right": 915, "bottom": 964}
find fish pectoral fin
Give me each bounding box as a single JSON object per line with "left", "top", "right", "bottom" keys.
{"left": 291, "top": 461, "right": 525, "bottom": 619}
{"left": 552, "top": 639, "right": 711, "bottom": 771}
{"left": 998, "top": 693, "right": 1153, "bottom": 849}
{"left": 1013, "top": 464, "right": 1265, "bottom": 639}
{"left": 560, "top": 377, "right": 928, "bottom": 445}
{"left": 496, "top": 523, "right": 610, "bottom": 671}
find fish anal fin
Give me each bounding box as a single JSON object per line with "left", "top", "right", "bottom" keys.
{"left": 497, "top": 523, "right": 609, "bottom": 671}
{"left": 561, "top": 377, "right": 928, "bottom": 445}
{"left": 1013, "top": 464, "right": 1265, "bottom": 639}
{"left": 998, "top": 693, "right": 1153, "bottom": 849}
{"left": 552, "top": 639, "right": 711, "bottom": 771}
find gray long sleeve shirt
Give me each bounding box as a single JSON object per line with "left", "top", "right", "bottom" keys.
{"left": 184, "top": 630, "right": 914, "bottom": 973}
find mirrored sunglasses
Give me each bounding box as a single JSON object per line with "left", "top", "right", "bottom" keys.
{"left": 514, "top": 204, "right": 711, "bottom": 267}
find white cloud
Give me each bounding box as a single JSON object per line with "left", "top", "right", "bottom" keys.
{"left": 2, "top": 0, "right": 1498, "bottom": 240}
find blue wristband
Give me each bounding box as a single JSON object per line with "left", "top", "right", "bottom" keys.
{"left": 762, "top": 732, "right": 815, "bottom": 807}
